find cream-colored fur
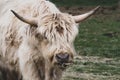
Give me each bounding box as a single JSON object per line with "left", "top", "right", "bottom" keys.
{"left": 0, "top": 0, "right": 78, "bottom": 80}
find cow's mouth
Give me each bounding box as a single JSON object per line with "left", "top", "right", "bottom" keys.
{"left": 55, "top": 62, "right": 73, "bottom": 70}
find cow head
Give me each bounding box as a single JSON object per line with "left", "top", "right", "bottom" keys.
{"left": 11, "top": 6, "right": 99, "bottom": 69}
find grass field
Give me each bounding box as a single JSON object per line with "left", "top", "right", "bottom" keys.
{"left": 75, "top": 12, "right": 120, "bottom": 58}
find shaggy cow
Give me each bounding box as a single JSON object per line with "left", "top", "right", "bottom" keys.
{"left": 0, "top": 0, "right": 99, "bottom": 80}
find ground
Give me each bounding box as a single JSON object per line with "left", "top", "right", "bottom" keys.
{"left": 62, "top": 56, "right": 120, "bottom": 80}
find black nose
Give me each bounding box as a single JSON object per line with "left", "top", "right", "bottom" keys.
{"left": 56, "top": 53, "right": 69, "bottom": 63}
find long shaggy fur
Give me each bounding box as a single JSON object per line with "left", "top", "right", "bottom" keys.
{"left": 0, "top": 0, "right": 78, "bottom": 80}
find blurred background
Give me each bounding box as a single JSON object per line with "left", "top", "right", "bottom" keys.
{"left": 50, "top": 0, "right": 120, "bottom": 80}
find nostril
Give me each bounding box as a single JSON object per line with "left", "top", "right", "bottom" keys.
{"left": 56, "top": 53, "right": 69, "bottom": 62}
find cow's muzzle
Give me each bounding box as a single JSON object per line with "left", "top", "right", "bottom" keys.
{"left": 55, "top": 53, "right": 73, "bottom": 69}
{"left": 56, "top": 53, "right": 69, "bottom": 63}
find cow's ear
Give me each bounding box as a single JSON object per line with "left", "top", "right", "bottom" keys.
{"left": 73, "top": 6, "right": 100, "bottom": 23}
{"left": 11, "top": 10, "right": 38, "bottom": 27}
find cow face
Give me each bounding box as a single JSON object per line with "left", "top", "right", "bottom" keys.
{"left": 36, "top": 13, "right": 78, "bottom": 69}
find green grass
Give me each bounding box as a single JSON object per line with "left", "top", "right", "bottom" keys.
{"left": 51, "top": 0, "right": 119, "bottom": 6}
{"left": 69, "top": 57, "right": 120, "bottom": 75}
{"left": 63, "top": 56, "right": 120, "bottom": 80}
{"left": 72, "top": 62, "right": 120, "bottom": 75}
{"left": 75, "top": 13, "right": 120, "bottom": 58}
